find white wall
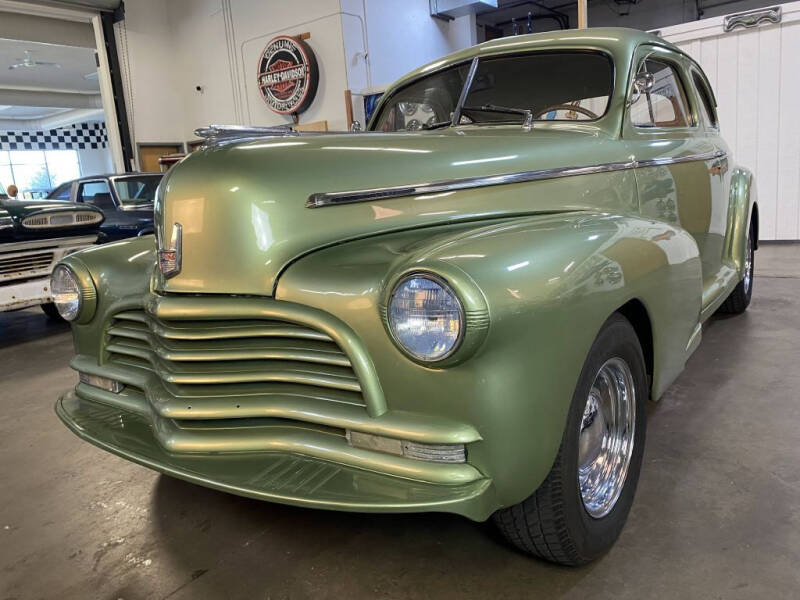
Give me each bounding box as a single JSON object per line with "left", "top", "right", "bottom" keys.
{"left": 359, "top": 0, "right": 476, "bottom": 86}
{"left": 114, "top": 0, "right": 186, "bottom": 145}
{"left": 118, "top": 0, "right": 478, "bottom": 149}
{"left": 232, "top": 0, "right": 352, "bottom": 132}
{"left": 661, "top": 1, "right": 800, "bottom": 240}
{"left": 78, "top": 147, "right": 113, "bottom": 176}
{"left": 480, "top": 0, "right": 791, "bottom": 37}
{"left": 566, "top": 0, "right": 788, "bottom": 31}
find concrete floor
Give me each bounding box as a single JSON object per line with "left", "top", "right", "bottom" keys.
{"left": 1, "top": 243, "right": 799, "bottom": 600}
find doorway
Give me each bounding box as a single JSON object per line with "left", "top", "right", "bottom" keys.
{"left": 137, "top": 143, "right": 184, "bottom": 173}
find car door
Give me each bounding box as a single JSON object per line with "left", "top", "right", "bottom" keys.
{"left": 77, "top": 180, "right": 123, "bottom": 239}
{"left": 625, "top": 45, "right": 729, "bottom": 309}
{"left": 48, "top": 181, "right": 74, "bottom": 201}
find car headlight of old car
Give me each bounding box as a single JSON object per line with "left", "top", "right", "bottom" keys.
{"left": 51, "top": 263, "right": 96, "bottom": 323}
{"left": 387, "top": 274, "right": 464, "bottom": 362}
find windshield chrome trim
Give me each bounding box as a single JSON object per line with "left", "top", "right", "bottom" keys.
{"left": 118, "top": 203, "right": 155, "bottom": 212}
{"left": 451, "top": 57, "right": 479, "bottom": 130}
{"left": 306, "top": 150, "right": 726, "bottom": 208}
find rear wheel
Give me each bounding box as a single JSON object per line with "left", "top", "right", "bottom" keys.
{"left": 717, "top": 221, "right": 755, "bottom": 314}
{"left": 493, "top": 313, "right": 647, "bottom": 565}
{"left": 40, "top": 302, "right": 64, "bottom": 321}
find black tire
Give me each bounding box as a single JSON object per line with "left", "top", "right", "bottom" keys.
{"left": 493, "top": 313, "right": 647, "bottom": 565}
{"left": 717, "top": 220, "right": 755, "bottom": 314}
{"left": 40, "top": 302, "right": 64, "bottom": 321}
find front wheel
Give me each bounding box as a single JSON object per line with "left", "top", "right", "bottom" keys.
{"left": 493, "top": 313, "right": 647, "bottom": 565}
{"left": 41, "top": 302, "right": 64, "bottom": 321}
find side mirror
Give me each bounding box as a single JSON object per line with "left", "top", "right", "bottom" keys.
{"left": 629, "top": 72, "right": 655, "bottom": 106}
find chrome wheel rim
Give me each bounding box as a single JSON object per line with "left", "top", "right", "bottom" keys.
{"left": 743, "top": 233, "right": 753, "bottom": 295}
{"left": 578, "top": 357, "right": 636, "bottom": 519}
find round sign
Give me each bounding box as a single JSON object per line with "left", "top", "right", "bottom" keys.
{"left": 256, "top": 35, "right": 319, "bottom": 115}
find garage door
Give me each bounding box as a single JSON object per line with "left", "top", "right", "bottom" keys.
{"left": 658, "top": 2, "right": 800, "bottom": 241}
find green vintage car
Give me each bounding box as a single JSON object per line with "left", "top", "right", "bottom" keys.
{"left": 53, "top": 28, "right": 757, "bottom": 565}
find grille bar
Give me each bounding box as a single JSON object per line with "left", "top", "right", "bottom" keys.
{"left": 0, "top": 251, "right": 55, "bottom": 274}
{"left": 106, "top": 306, "right": 367, "bottom": 404}
{"left": 107, "top": 326, "right": 351, "bottom": 366}
{"left": 107, "top": 339, "right": 361, "bottom": 391}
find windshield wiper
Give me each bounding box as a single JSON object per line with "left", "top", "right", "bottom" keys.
{"left": 461, "top": 104, "right": 533, "bottom": 131}
{"left": 422, "top": 120, "right": 451, "bottom": 130}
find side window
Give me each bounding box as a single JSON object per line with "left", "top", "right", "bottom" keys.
{"left": 49, "top": 182, "right": 72, "bottom": 200}
{"left": 78, "top": 181, "right": 115, "bottom": 211}
{"left": 630, "top": 59, "right": 693, "bottom": 128}
{"left": 692, "top": 71, "right": 718, "bottom": 129}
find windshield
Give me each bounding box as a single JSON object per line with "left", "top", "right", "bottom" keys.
{"left": 372, "top": 51, "right": 614, "bottom": 132}
{"left": 372, "top": 63, "right": 471, "bottom": 132}
{"left": 112, "top": 175, "right": 162, "bottom": 206}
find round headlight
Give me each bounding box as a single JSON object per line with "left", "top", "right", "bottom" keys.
{"left": 388, "top": 274, "right": 464, "bottom": 362}
{"left": 51, "top": 264, "right": 82, "bottom": 321}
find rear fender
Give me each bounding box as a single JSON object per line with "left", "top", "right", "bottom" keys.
{"left": 725, "top": 167, "right": 757, "bottom": 274}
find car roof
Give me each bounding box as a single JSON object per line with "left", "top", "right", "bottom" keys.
{"left": 385, "top": 27, "right": 682, "bottom": 97}
{"left": 58, "top": 172, "right": 163, "bottom": 185}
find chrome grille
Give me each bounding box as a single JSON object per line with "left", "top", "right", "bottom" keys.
{"left": 0, "top": 250, "right": 55, "bottom": 275}
{"left": 105, "top": 309, "right": 366, "bottom": 406}
{"left": 21, "top": 210, "right": 102, "bottom": 229}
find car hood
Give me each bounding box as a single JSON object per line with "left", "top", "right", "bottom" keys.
{"left": 157, "top": 126, "right": 633, "bottom": 296}
{"left": 0, "top": 198, "right": 104, "bottom": 243}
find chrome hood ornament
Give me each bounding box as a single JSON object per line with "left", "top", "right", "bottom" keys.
{"left": 158, "top": 222, "right": 182, "bottom": 278}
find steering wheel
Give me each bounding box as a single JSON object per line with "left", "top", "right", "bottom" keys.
{"left": 534, "top": 104, "right": 599, "bottom": 120}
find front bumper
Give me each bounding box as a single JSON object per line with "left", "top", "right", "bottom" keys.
{"left": 0, "top": 276, "right": 53, "bottom": 311}
{"left": 56, "top": 390, "right": 496, "bottom": 520}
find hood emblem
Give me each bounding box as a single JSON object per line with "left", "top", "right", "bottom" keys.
{"left": 158, "top": 222, "right": 182, "bottom": 278}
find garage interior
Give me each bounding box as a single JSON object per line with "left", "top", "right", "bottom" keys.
{"left": 2, "top": 0, "right": 800, "bottom": 598}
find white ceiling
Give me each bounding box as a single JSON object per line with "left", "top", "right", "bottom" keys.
{"left": 0, "top": 38, "right": 98, "bottom": 93}
{"left": 0, "top": 105, "right": 72, "bottom": 119}
{"left": 0, "top": 37, "right": 101, "bottom": 128}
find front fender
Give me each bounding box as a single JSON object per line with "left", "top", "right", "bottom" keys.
{"left": 278, "top": 212, "right": 702, "bottom": 507}
{"left": 57, "top": 236, "right": 156, "bottom": 357}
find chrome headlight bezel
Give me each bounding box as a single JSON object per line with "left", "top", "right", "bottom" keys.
{"left": 50, "top": 262, "right": 97, "bottom": 324}
{"left": 382, "top": 268, "right": 490, "bottom": 367}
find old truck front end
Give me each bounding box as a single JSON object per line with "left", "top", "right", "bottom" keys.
{"left": 0, "top": 197, "right": 103, "bottom": 312}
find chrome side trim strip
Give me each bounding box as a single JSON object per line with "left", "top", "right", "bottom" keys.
{"left": 306, "top": 150, "right": 726, "bottom": 208}
{"left": 636, "top": 150, "right": 725, "bottom": 168}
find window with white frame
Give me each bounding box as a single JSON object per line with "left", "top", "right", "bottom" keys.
{"left": 0, "top": 150, "right": 81, "bottom": 197}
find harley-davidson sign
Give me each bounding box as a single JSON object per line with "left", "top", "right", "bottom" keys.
{"left": 257, "top": 35, "right": 319, "bottom": 115}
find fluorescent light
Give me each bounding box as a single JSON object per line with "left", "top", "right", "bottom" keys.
{"left": 320, "top": 146, "right": 431, "bottom": 154}
{"left": 452, "top": 155, "right": 517, "bottom": 166}
{"left": 506, "top": 260, "right": 529, "bottom": 272}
